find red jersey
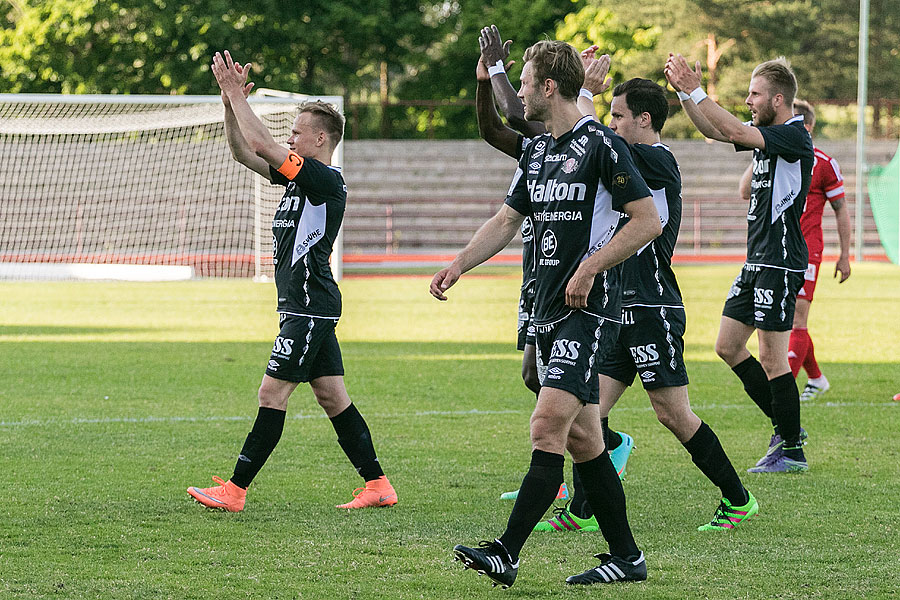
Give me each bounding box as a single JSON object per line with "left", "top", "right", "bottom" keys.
{"left": 801, "top": 146, "right": 845, "bottom": 258}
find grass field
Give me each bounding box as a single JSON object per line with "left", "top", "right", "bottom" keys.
{"left": 1, "top": 263, "right": 898, "bottom": 599}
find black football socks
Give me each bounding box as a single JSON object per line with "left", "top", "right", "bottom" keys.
{"left": 330, "top": 403, "right": 385, "bottom": 481}
{"left": 769, "top": 373, "right": 802, "bottom": 447}
{"left": 231, "top": 406, "right": 286, "bottom": 489}
{"left": 499, "top": 449, "right": 564, "bottom": 561}
{"left": 682, "top": 422, "right": 747, "bottom": 506}
{"left": 731, "top": 356, "right": 776, "bottom": 425}
{"left": 574, "top": 452, "right": 640, "bottom": 560}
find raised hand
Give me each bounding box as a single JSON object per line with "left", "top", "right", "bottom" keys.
{"left": 212, "top": 50, "right": 252, "bottom": 98}
{"left": 664, "top": 53, "right": 702, "bottom": 93}
{"left": 583, "top": 53, "right": 612, "bottom": 95}
{"left": 479, "top": 24, "right": 512, "bottom": 67}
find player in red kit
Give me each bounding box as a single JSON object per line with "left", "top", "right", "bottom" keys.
{"left": 740, "top": 99, "right": 851, "bottom": 401}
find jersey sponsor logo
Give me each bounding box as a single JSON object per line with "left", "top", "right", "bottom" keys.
{"left": 754, "top": 288, "right": 775, "bottom": 306}
{"left": 521, "top": 218, "right": 533, "bottom": 241}
{"left": 613, "top": 172, "right": 630, "bottom": 188}
{"left": 278, "top": 195, "right": 303, "bottom": 212}
{"left": 562, "top": 158, "right": 579, "bottom": 173}
{"left": 571, "top": 135, "right": 588, "bottom": 157}
{"left": 551, "top": 339, "right": 581, "bottom": 361}
{"left": 531, "top": 140, "right": 546, "bottom": 159}
{"left": 534, "top": 210, "right": 583, "bottom": 222}
{"left": 272, "top": 336, "right": 294, "bottom": 356}
{"left": 747, "top": 193, "right": 758, "bottom": 221}
{"left": 630, "top": 344, "right": 659, "bottom": 365}
{"left": 273, "top": 219, "right": 295, "bottom": 228}
{"left": 528, "top": 178, "right": 587, "bottom": 203}
{"left": 540, "top": 229, "right": 557, "bottom": 258}
{"left": 753, "top": 157, "right": 771, "bottom": 175}
{"left": 544, "top": 153, "right": 567, "bottom": 162}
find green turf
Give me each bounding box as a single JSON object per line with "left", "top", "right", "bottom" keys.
{"left": 1, "top": 264, "right": 898, "bottom": 599}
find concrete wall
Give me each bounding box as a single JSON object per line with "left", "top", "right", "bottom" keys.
{"left": 342, "top": 138, "right": 897, "bottom": 258}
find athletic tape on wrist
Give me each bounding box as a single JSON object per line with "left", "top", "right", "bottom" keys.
{"left": 487, "top": 60, "right": 505, "bottom": 77}
{"left": 689, "top": 87, "right": 708, "bottom": 104}
{"left": 676, "top": 91, "right": 690, "bottom": 101}
{"left": 579, "top": 88, "right": 594, "bottom": 100}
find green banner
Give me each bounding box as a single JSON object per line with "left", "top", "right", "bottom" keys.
{"left": 868, "top": 141, "right": 900, "bottom": 264}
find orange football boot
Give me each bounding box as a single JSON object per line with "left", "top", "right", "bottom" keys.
{"left": 187, "top": 476, "right": 246, "bottom": 512}
{"left": 336, "top": 475, "right": 398, "bottom": 509}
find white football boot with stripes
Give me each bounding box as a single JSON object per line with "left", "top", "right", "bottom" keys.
{"left": 452, "top": 539, "right": 519, "bottom": 589}
{"left": 566, "top": 552, "right": 647, "bottom": 585}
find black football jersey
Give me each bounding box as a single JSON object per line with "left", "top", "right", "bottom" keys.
{"left": 736, "top": 116, "right": 813, "bottom": 271}
{"left": 619, "top": 143, "right": 683, "bottom": 308}
{"left": 268, "top": 158, "right": 346, "bottom": 318}
{"left": 514, "top": 134, "right": 536, "bottom": 290}
{"left": 505, "top": 116, "right": 652, "bottom": 325}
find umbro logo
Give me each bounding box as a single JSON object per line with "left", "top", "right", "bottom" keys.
{"left": 268, "top": 359, "right": 280, "bottom": 370}
{"left": 754, "top": 311, "right": 766, "bottom": 320}
{"left": 640, "top": 371, "right": 655, "bottom": 381}
{"left": 529, "top": 162, "right": 541, "bottom": 170}
{"left": 548, "top": 367, "right": 564, "bottom": 376}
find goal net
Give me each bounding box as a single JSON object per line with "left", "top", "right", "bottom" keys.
{"left": 0, "top": 92, "right": 344, "bottom": 281}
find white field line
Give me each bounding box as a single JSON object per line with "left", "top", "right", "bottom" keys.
{"left": 0, "top": 401, "right": 895, "bottom": 429}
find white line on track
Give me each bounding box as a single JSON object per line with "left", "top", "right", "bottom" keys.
{"left": 0, "top": 401, "right": 894, "bottom": 429}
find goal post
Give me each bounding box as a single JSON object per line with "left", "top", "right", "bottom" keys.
{"left": 0, "top": 92, "right": 344, "bottom": 281}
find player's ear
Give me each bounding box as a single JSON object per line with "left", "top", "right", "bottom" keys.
{"left": 640, "top": 112, "right": 652, "bottom": 128}
{"left": 544, "top": 78, "right": 555, "bottom": 97}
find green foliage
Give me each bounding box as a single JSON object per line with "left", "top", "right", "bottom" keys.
{"left": 1, "top": 265, "right": 899, "bottom": 598}
{"left": 0, "top": 0, "right": 897, "bottom": 137}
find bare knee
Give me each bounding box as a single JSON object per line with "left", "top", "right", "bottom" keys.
{"left": 715, "top": 338, "right": 740, "bottom": 363}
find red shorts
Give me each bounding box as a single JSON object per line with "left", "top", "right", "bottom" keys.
{"left": 797, "top": 260, "right": 821, "bottom": 302}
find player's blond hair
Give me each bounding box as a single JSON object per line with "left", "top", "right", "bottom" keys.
{"left": 522, "top": 40, "right": 584, "bottom": 100}
{"left": 793, "top": 99, "right": 816, "bottom": 128}
{"left": 299, "top": 101, "right": 344, "bottom": 148}
{"left": 751, "top": 57, "right": 798, "bottom": 106}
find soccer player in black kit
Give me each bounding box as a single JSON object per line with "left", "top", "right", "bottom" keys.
{"left": 666, "top": 55, "right": 813, "bottom": 473}
{"left": 431, "top": 40, "right": 661, "bottom": 588}
{"left": 187, "top": 51, "right": 397, "bottom": 511}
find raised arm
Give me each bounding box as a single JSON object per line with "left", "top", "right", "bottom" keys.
{"left": 221, "top": 64, "right": 271, "bottom": 179}
{"left": 664, "top": 53, "right": 760, "bottom": 146}
{"left": 480, "top": 25, "right": 546, "bottom": 138}
{"left": 565, "top": 196, "right": 662, "bottom": 308}
{"left": 430, "top": 204, "right": 525, "bottom": 300}
{"left": 577, "top": 50, "right": 610, "bottom": 120}
{"left": 476, "top": 56, "right": 523, "bottom": 159}
{"left": 830, "top": 197, "right": 852, "bottom": 282}
{"left": 212, "top": 51, "right": 289, "bottom": 169}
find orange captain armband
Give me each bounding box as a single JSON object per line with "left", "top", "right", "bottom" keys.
{"left": 277, "top": 152, "right": 304, "bottom": 179}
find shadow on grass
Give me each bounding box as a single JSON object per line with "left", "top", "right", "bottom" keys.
{"left": 0, "top": 325, "right": 154, "bottom": 337}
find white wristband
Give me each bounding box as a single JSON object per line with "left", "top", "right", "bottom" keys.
{"left": 689, "top": 87, "right": 708, "bottom": 104}
{"left": 676, "top": 91, "right": 690, "bottom": 101}
{"left": 579, "top": 88, "right": 594, "bottom": 100}
{"left": 487, "top": 60, "right": 505, "bottom": 77}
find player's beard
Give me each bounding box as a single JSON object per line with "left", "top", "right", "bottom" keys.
{"left": 753, "top": 99, "right": 777, "bottom": 127}
{"left": 524, "top": 92, "right": 549, "bottom": 123}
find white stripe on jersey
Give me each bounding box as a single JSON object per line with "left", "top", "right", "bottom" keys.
{"left": 825, "top": 186, "right": 845, "bottom": 198}
{"left": 770, "top": 155, "right": 802, "bottom": 224}
{"left": 636, "top": 187, "right": 669, "bottom": 256}
{"left": 582, "top": 184, "right": 619, "bottom": 260}
{"left": 292, "top": 198, "right": 327, "bottom": 266}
